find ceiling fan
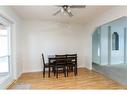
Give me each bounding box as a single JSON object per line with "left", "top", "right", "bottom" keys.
{"left": 53, "top": 5, "right": 86, "bottom": 17}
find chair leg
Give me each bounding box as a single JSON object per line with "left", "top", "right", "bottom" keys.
{"left": 56, "top": 68, "right": 58, "bottom": 78}
{"left": 48, "top": 66, "right": 50, "bottom": 78}
{"left": 64, "top": 66, "right": 66, "bottom": 77}
{"left": 71, "top": 66, "right": 73, "bottom": 72}
{"left": 43, "top": 68, "right": 45, "bottom": 78}
{"left": 67, "top": 66, "right": 68, "bottom": 77}
{"left": 76, "top": 65, "right": 78, "bottom": 75}
{"left": 74, "top": 65, "right": 77, "bottom": 76}
{"left": 53, "top": 67, "right": 56, "bottom": 76}
{"left": 74, "top": 67, "right": 76, "bottom": 76}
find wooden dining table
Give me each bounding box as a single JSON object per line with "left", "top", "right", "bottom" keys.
{"left": 48, "top": 55, "right": 77, "bottom": 77}
{"left": 48, "top": 55, "right": 67, "bottom": 63}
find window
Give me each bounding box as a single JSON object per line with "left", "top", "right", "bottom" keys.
{"left": 112, "top": 32, "right": 119, "bottom": 50}
{"left": 0, "top": 17, "right": 10, "bottom": 75}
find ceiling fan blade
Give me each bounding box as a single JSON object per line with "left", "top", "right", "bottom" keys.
{"left": 70, "top": 5, "right": 86, "bottom": 8}
{"left": 53, "top": 9, "right": 61, "bottom": 16}
{"left": 69, "top": 12, "right": 73, "bottom": 17}
{"left": 65, "top": 10, "right": 73, "bottom": 17}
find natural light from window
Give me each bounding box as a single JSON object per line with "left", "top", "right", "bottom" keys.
{"left": 0, "top": 23, "right": 10, "bottom": 74}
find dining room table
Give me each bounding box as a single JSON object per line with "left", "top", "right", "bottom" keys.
{"left": 48, "top": 54, "right": 77, "bottom": 77}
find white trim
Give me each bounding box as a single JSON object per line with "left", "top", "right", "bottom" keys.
{"left": 108, "top": 26, "right": 111, "bottom": 65}
{"left": 0, "top": 14, "right": 15, "bottom": 89}
{"left": 124, "top": 27, "right": 126, "bottom": 64}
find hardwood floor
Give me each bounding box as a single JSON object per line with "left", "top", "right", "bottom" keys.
{"left": 8, "top": 68, "right": 126, "bottom": 89}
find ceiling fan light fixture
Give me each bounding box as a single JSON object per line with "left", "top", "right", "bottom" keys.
{"left": 53, "top": 5, "right": 86, "bottom": 17}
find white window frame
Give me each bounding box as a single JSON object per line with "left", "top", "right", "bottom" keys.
{"left": 0, "top": 16, "right": 11, "bottom": 75}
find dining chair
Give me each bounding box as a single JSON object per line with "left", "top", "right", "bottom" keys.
{"left": 66, "top": 54, "right": 77, "bottom": 76}
{"left": 54, "top": 55, "right": 67, "bottom": 78}
{"left": 55, "top": 55, "right": 67, "bottom": 58}
{"left": 42, "top": 53, "right": 54, "bottom": 78}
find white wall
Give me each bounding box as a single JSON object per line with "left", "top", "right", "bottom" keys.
{"left": 0, "top": 6, "right": 23, "bottom": 89}
{"left": 84, "top": 6, "right": 127, "bottom": 69}
{"left": 22, "top": 20, "right": 87, "bottom": 72}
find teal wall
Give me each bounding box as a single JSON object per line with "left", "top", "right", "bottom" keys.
{"left": 92, "top": 28, "right": 101, "bottom": 64}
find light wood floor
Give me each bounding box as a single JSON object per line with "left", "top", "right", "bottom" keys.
{"left": 8, "top": 68, "right": 126, "bottom": 89}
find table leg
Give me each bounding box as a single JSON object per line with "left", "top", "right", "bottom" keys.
{"left": 48, "top": 59, "right": 51, "bottom": 78}
{"left": 48, "top": 66, "right": 50, "bottom": 78}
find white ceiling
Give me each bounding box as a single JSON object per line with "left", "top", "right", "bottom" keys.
{"left": 11, "top": 6, "right": 112, "bottom": 24}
